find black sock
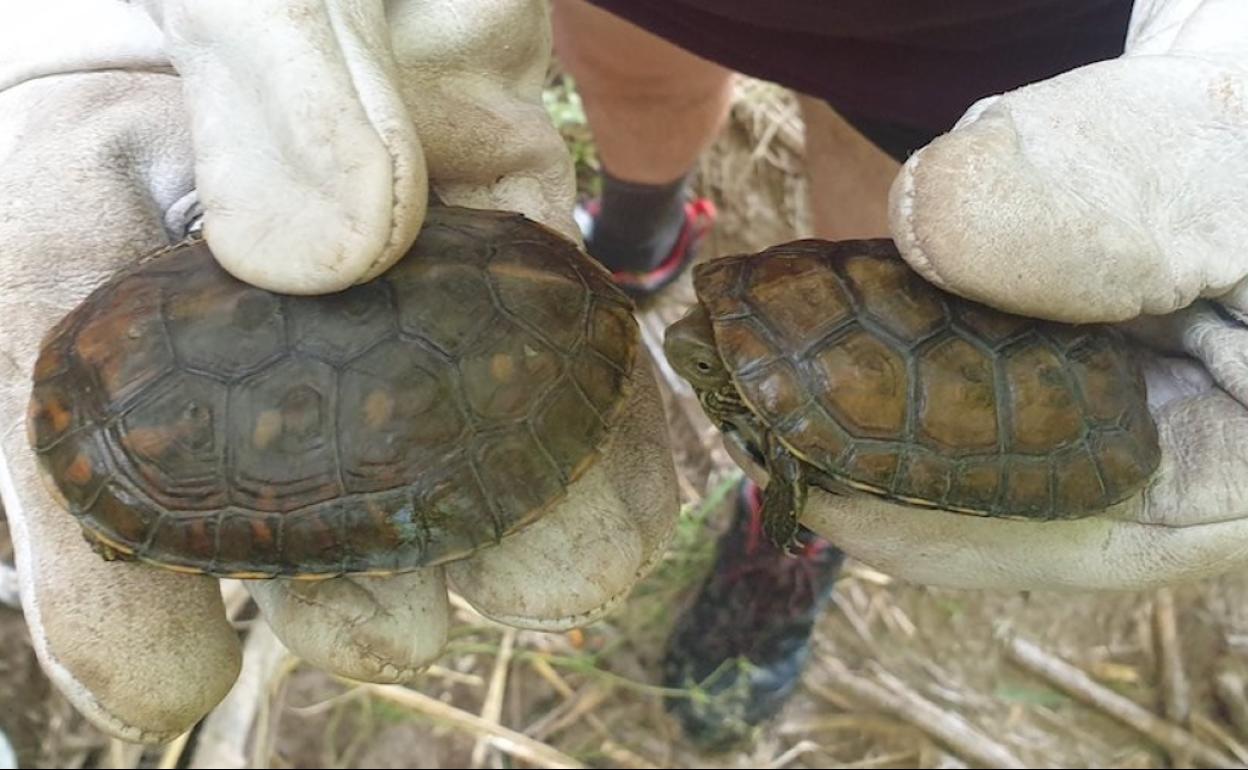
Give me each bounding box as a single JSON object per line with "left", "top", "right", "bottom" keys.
{"left": 586, "top": 168, "right": 690, "bottom": 273}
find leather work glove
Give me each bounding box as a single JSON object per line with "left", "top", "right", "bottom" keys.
{"left": 795, "top": 0, "right": 1248, "bottom": 592}
{"left": 0, "top": 0, "right": 677, "bottom": 745}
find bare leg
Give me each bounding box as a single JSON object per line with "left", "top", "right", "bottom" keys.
{"left": 797, "top": 96, "right": 899, "bottom": 240}
{"left": 551, "top": 0, "right": 734, "bottom": 185}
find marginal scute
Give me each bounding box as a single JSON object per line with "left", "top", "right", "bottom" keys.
{"left": 1054, "top": 447, "right": 1109, "bottom": 513}
{"left": 895, "top": 452, "right": 951, "bottom": 504}
{"left": 1002, "top": 458, "right": 1053, "bottom": 518}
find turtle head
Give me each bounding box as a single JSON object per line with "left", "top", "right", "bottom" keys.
{"left": 665, "top": 304, "right": 730, "bottom": 391}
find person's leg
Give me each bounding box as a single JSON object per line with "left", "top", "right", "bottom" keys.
{"left": 797, "top": 97, "right": 900, "bottom": 239}
{"left": 661, "top": 102, "right": 922, "bottom": 753}
{"left": 551, "top": 0, "right": 730, "bottom": 295}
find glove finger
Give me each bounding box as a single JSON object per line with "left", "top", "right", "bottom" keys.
{"left": 247, "top": 568, "right": 448, "bottom": 684}
{"left": 784, "top": 389, "right": 1248, "bottom": 591}
{"left": 888, "top": 56, "right": 1248, "bottom": 323}
{"left": 1179, "top": 302, "right": 1248, "bottom": 407}
{"left": 145, "top": 0, "right": 427, "bottom": 294}
{"left": 389, "top": 0, "right": 581, "bottom": 243}
{"left": 447, "top": 354, "right": 679, "bottom": 630}
{"left": 3, "top": 437, "right": 240, "bottom": 744}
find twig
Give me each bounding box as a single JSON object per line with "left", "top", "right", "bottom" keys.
{"left": 423, "top": 664, "right": 486, "bottom": 689}
{"left": 471, "top": 627, "right": 516, "bottom": 768}
{"left": 1154, "top": 588, "right": 1190, "bottom": 725}
{"left": 362, "top": 683, "right": 585, "bottom": 769}
{"left": 219, "top": 579, "right": 251, "bottom": 622}
{"left": 524, "top": 658, "right": 660, "bottom": 769}
{"left": 840, "top": 749, "right": 922, "bottom": 769}
{"left": 816, "top": 657, "right": 1026, "bottom": 769}
{"left": 764, "top": 740, "right": 823, "bottom": 769}
{"left": 1215, "top": 659, "right": 1248, "bottom": 742}
{"left": 844, "top": 564, "right": 894, "bottom": 586}
{"left": 1192, "top": 712, "right": 1248, "bottom": 766}
{"left": 779, "top": 711, "right": 911, "bottom": 738}
{"left": 918, "top": 741, "right": 970, "bottom": 769}
{"left": 524, "top": 686, "right": 609, "bottom": 742}
{"left": 830, "top": 592, "right": 875, "bottom": 647}
{"left": 156, "top": 731, "right": 192, "bottom": 770}
{"left": 997, "top": 625, "right": 1241, "bottom": 769}
{"left": 284, "top": 686, "right": 367, "bottom": 717}
{"left": 104, "top": 739, "right": 144, "bottom": 769}
{"left": 528, "top": 656, "right": 575, "bottom": 699}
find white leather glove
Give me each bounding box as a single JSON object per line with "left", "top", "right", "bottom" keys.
{"left": 797, "top": 0, "right": 1248, "bottom": 591}
{"left": 0, "top": 0, "right": 676, "bottom": 744}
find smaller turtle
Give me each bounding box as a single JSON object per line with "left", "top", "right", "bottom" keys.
{"left": 664, "top": 239, "right": 1161, "bottom": 552}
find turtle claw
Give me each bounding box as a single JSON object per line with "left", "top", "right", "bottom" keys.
{"left": 760, "top": 438, "right": 807, "bottom": 553}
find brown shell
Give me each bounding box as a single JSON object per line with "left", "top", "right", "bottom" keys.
{"left": 28, "top": 206, "right": 638, "bottom": 578}
{"left": 694, "top": 239, "right": 1160, "bottom": 519}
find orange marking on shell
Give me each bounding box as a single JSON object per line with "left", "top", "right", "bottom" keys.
{"left": 258, "top": 486, "right": 279, "bottom": 511}
{"left": 249, "top": 519, "right": 274, "bottom": 547}
{"left": 490, "top": 353, "right": 514, "bottom": 382}
{"left": 364, "top": 389, "right": 395, "bottom": 428}
{"left": 253, "top": 409, "right": 283, "bottom": 449}
{"left": 189, "top": 519, "right": 213, "bottom": 556}
{"left": 65, "top": 453, "right": 93, "bottom": 485}
{"left": 123, "top": 426, "right": 175, "bottom": 458}
{"left": 45, "top": 399, "right": 72, "bottom": 433}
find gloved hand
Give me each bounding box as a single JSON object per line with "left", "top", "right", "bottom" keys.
{"left": 796, "top": 0, "right": 1248, "bottom": 591}
{"left": 0, "top": 0, "right": 676, "bottom": 745}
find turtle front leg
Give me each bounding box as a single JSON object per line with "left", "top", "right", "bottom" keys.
{"left": 760, "top": 436, "right": 807, "bottom": 555}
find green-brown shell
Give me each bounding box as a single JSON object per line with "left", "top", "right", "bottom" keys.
{"left": 28, "top": 206, "right": 638, "bottom": 578}
{"left": 693, "top": 239, "right": 1160, "bottom": 520}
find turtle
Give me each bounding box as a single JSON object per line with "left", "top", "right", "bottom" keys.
{"left": 27, "top": 205, "right": 639, "bottom": 579}
{"left": 664, "top": 238, "right": 1161, "bottom": 552}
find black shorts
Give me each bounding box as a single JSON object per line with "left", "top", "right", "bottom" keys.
{"left": 583, "top": 0, "right": 1133, "bottom": 161}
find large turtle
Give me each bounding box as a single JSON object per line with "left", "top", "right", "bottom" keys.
{"left": 664, "top": 238, "right": 1161, "bottom": 551}
{"left": 27, "top": 205, "right": 639, "bottom": 579}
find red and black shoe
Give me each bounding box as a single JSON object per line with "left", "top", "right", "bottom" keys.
{"left": 574, "top": 197, "right": 717, "bottom": 300}
{"left": 661, "top": 479, "right": 845, "bottom": 752}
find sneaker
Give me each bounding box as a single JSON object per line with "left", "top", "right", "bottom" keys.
{"left": 661, "top": 478, "right": 845, "bottom": 752}
{"left": 574, "top": 197, "right": 717, "bottom": 300}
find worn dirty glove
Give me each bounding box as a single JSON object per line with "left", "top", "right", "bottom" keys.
{"left": 0, "top": 0, "right": 676, "bottom": 745}
{"left": 799, "top": 0, "right": 1248, "bottom": 591}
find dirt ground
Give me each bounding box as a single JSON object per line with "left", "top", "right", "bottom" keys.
{"left": 2, "top": 75, "right": 1248, "bottom": 769}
